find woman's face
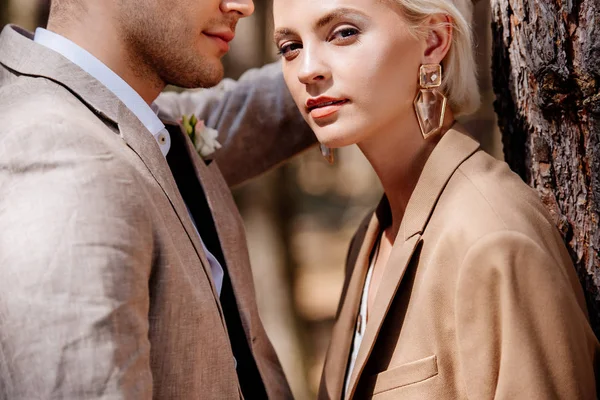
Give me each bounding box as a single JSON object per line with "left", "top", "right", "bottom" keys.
{"left": 273, "top": 0, "right": 424, "bottom": 148}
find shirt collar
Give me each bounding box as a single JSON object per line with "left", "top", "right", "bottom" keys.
{"left": 33, "top": 27, "right": 170, "bottom": 157}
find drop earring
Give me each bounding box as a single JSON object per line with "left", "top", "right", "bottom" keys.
{"left": 320, "top": 144, "right": 334, "bottom": 164}
{"left": 413, "top": 64, "right": 447, "bottom": 139}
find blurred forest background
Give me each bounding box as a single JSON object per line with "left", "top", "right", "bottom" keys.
{"left": 1, "top": 0, "right": 502, "bottom": 398}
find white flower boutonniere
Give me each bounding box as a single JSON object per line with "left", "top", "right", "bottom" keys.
{"left": 180, "top": 114, "right": 222, "bottom": 159}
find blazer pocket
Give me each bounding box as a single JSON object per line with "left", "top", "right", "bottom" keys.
{"left": 366, "top": 355, "right": 438, "bottom": 395}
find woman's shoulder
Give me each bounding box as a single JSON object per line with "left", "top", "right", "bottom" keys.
{"left": 434, "top": 149, "right": 569, "bottom": 263}
{"left": 451, "top": 150, "right": 549, "bottom": 227}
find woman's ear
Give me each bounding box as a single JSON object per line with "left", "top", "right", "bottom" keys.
{"left": 421, "top": 14, "right": 453, "bottom": 64}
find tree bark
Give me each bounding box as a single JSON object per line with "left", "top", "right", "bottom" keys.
{"left": 491, "top": 0, "right": 600, "bottom": 335}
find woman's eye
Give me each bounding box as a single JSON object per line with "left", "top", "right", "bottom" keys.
{"left": 331, "top": 27, "right": 360, "bottom": 42}
{"left": 278, "top": 43, "right": 303, "bottom": 59}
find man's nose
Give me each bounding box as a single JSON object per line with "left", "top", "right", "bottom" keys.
{"left": 220, "top": 0, "right": 255, "bottom": 17}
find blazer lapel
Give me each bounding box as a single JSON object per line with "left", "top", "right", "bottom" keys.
{"left": 117, "top": 108, "right": 224, "bottom": 307}
{"left": 344, "top": 125, "right": 481, "bottom": 399}
{"left": 344, "top": 233, "right": 422, "bottom": 400}
{"left": 0, "top": 26, "right": 120, "bottom": 124}
{"left": 320, "top": 214, "right": 380, "bottom": 400}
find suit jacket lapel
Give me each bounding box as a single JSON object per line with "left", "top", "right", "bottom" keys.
{"left": 320, "top": 214, "right": 380, "bottom": 400}
{"left": 344, "top": 125, "right": 481, "bottom": 399}
{"left": 0, "top": 26, "right": 120, "bottom": 124}
{"left": 118, "top": 109, "right": 223, "bottom": 309}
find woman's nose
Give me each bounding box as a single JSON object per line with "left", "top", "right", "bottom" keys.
{"left": 298, "top": 51, "right": 331, "bottom": 85}
{"left": 220, "top": 0, "right": 255, "bottom": 17}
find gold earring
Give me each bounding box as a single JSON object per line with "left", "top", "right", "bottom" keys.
{"left": 413, "top": 64, "right": 447, "bottom": 139}
{"left": 320, "top": 144, "right": 335, "bottom": 164}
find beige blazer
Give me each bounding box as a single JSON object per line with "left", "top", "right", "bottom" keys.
{"left": 0, "top": 25, "right": 313, "bottom": 399}
{"left": 319, "top": 125, "right": 599, "bottom": 399}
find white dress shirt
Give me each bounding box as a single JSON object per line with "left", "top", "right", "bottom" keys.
{"left": 344, "top": 245, "right": 375, "bottom": 397}
{"left": 34, "top": 28, "right": 224, "bottom": 296}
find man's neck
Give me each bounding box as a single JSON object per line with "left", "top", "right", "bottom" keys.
{"left": 47, "top": 18, "right": 164, "bottom": 105}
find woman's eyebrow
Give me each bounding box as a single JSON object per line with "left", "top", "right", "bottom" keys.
{"left": 273, "top": 28, "right": 297, "bottom": 44}
{"left": 315, "top": 7, "right": 369, "bottom": 28}
{"left": 273, "top": 7, "right": 369, "bottom": 44}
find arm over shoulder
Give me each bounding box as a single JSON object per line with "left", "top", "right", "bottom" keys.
{"left": 0, "top": 121, "right": 155, "bottom": 399}
{"left": 456, "top": 231, "right": 599, "bottom": 400}
{"left": 155, "top": 61, "right": 315, "bottom": 186}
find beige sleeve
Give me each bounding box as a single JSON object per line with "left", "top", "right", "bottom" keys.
{"left": 155, "top": 61, "right": 315, "bottom": 186}
{"left": 0, "top": 119, "right": 155, "bottom": 399}
{"left": 456, "top": 231, "right": 598, "bottom": 400}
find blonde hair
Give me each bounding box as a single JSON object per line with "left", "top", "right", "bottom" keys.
{"left": 393, "top": 0, "right": 481, "bottom": 116}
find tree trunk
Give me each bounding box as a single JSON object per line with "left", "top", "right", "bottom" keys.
{"left": 491, "top": 0, "right": 600, "bottom": 335}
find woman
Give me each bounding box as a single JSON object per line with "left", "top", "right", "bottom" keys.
{"left": 273, "top": 0, "right": 599, "bottom": 398}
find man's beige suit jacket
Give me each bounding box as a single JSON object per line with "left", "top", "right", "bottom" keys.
{"left": 0, "top": 25, "right": 312, "bottom": 399}
{"left": 319, "top": 125, "right": 600, "bottom": 399}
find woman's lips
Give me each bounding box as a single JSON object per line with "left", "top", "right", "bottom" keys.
{"left": 308, "top": 99, "right": 349, "bottom": 119}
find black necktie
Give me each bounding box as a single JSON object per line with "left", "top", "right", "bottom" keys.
{"left": 164, "top": 125, "right": 268, "bottom": 399}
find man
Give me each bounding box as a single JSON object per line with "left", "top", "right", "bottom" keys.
{"left": 0, "top": 0, "right": 314, "bottom": 398}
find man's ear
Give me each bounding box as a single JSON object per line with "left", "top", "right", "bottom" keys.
{"left": 421, "top": 14, "right": 453, "bottom": 65}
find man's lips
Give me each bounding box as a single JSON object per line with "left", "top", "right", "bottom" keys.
{"left": 306, "top": 97, "right": 349, "bottom": 119}
{"left": 204, "top": 31, "right": 235, "bottom": 53}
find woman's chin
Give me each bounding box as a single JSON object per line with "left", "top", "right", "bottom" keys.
{"left": 314, "top": 129, "right": 363, "bottom": 149}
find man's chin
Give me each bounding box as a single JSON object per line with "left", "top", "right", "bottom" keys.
{"left": 165, "top": 59, "right": 224, "bottom": 89}
{"left": 199, "top": 59, "right": 225, "bottom": 87}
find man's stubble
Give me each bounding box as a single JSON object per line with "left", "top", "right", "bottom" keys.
{"left": 117, "top": 1, "right": 225, "bottom": 91}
